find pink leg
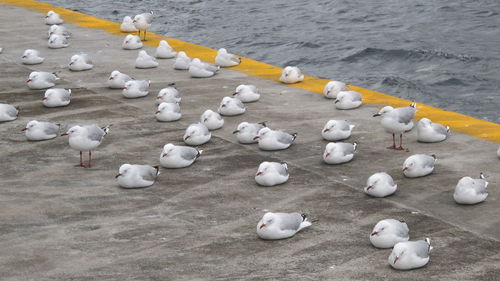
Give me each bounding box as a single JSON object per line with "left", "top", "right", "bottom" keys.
{"left": 88, "top": 151, "right": 92, "bottom": 168}
{"left": 396, "top": 134, "right": 405, "bottom": 150}
{"left": 387, "top": 134, "right": 397, "bottom": 150}
{"left": 75, "top": 151, "right": 86, "bottom": 167}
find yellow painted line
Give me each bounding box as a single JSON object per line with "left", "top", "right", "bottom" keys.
{"left": 2, "top": 0, "right": 499, "bottom": 144}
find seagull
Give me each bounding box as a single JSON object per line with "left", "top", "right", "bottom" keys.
{"left": 61, "top": 124, "right": 110, "bottom": 168}
{"left": 43, "top": 88, "right": 71, "bottom": 107}
{"left": 48, "top": 34, "right": 69, "bottom": 48}
{"left": 183, "top": 123, "right": 211, "bottom": 146}
{"left": 133, "top": 11, "right": 153, "bottom": 40}
{"left": 107, "top": 70, "right": 132, "bottom": 89}
{"left": 120, "top": 16, "right": 138, "bottom": 32}
{"left": 116, "top": 164, "right": 160, "bottom": 188}
{"left": 123, "top": 80, "right": 150, "bottom": 98}
{"left": 321, "top": 120, "right": 355, "bottom": 141}
{"left": 232, "top": 84, "right": 260, "bottom": 102}
{"left": 257, "top": 212, "right": 312, "bottom": 240}
{"left": 417, "top": 118, "right": 449, "bottom": 143}
{"left": 21, "top": 49, "right": 44, "bottom": 65}
{"left": 364, "top": 172, "right": 397, "bottom": 197}
{"left": 156, "top": 84, "right": 181, "bottom": 104}
{"left": 255, "top": 162, "right": 289, "bottom": 187}
{"left": 388, "top": 238, "right": 432, "bottom": 270}
{"left": 200, "top": 109, "right": 224, "bottom": 130}
{"left": 155, "top": 40, "right": 177, "bottom": 59}
{"left": 122, "top": 34, "right": 143, "bottom": 50}
{"left": 373, "top": 102, "right": 417, "bottom": 150}
{"left": 334, "top": 91, "right": 362, "bottom": 110}
{"left": 135, "top": 50, "right": 158, "bottom": 68}
{"left": 0, "top": 104, "right": 19, "bottom": 122}
{"left": 215, "top": 48, "right": 241, "bottom": 67}
{"left": 453, "top": 173, "right": 488, "bottom": 205}
{"left": 27, "top": 71, "right": 58, "bottom": 89}
{"left": 255, "top": 127, "right": 297, "bottom": 151}
{"left": 403, "top": 154, "right": 436, "bottom": 178}
{"left": 47, "top": 24, "right": 71, "bottom": 38}
{"left": 160, "top": 143, "right": 202, "bottom": 168}
{"left": 323, "top": 81, "right": 348, "bottom": 99}
{"left": 189, "top": 58, "right": 219, "bottom": 78}
{"left": 22, "top": 120, "right": 60, "bottom": 141}
{"left": 370, "top": 219, "right": 409, "bottom": 248}
{"left": 155, "top": 102, "right": 181, "bottom": 122}
{"left": 45, "top": 10, "right": 63, "bottom": 25}
{"left": 69, "top": 53, "right": 93, "bottom": 71}
{"left": 173, "top": 51, "right": 192, "bottom": 70}
{"left": 233, "top": 122, "right": 266, "bottom": 144}
{"left": 279, "top": 66, "right": 304, "bottom": 84}
{"left": 218, "top": 96, "right": 245, "bottom": 116}
{"left": 323, "top": 142, "right": 357, "bottom": 164}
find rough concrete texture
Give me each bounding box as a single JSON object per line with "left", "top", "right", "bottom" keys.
{"left": 1, "top": 4, "right": 499, "bottom": 281}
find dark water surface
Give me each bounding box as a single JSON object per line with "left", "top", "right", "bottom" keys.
{"left": 41, "top": 0, "right": 500, "bottom": 123}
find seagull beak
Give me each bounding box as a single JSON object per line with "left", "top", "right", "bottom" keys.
{"left": 184, "top": 135, "right": 191, "bottom": 140}
{"left": 325, "top": 152, "right": 330, "bottom": 158}
{"left": 109, "top": 77, "right": 113, "bottom": 80}
{"left": 27, "top": 79, "right": 32, "bottom": 83}
{"left": 232, "top": 92, "right": 237, "bottom": 96}
{"left": 123, "top": 87, "right": 128, "bottom": 90}
{"left": 366, "top": 185, "right": 373, "bottom": 190}
{"left": 403, "top": 167, "right": 408, "bottom": 172}
{"left": 155, "top": 110, "right": 160, "bottom": 114}
{"left": 371, "top": 231, "right": 378, "bottom": 236}
{"left": 61, "top": 133, "right": 68, "bottom": 136}
{"left": 259, "top": 223, "right": 266, "bottom": 229}
{"left": 42, "top": 97, "right": 47, "bottom": 100}
{"left": 232, "top": 130, "right": 239, "bottom": 134}
{"left": 162, "top": 153, "right": 168, "bottom": 157}
{"left": 115, "top": 173, "right": 121, "bottom": 178}
{"left": 253, "top": 136, "right": 260, "bottom": 140}
{"left": 393, "top": 257, "right": 399, "bottom": 264}
{"left": 256, "top": 171, "right": 262, "bottom": 176}
{"left": 21, "top": 128, "right": 27, "bottom": 131}
{"left": 156, "top": 96, "right": 161, "bottom": 99}
{"left": 373, "top": 113, "right": 381, "bottom": 117}
{"left": 69, "top": 62, "right": 73, "bottom": 65}
{"left": 323, "top": 128, "right": 330, "bottom": 133}
{"left": 203, "top": 118, "right": 208, "bottom": 122}
{"left": 221, "top": 104, "right": 226, "bottom": 107}
{"left": 22, "top": 55, "right": 27, "bottom": 58}
{"left": 334, "top": 99, "right": 339, "bottom": 104}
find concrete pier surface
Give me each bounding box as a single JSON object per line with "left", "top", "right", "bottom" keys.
{"left": 1, "top": 2, "right": 499, "bottom": 281}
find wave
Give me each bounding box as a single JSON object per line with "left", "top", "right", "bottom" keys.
{"left": 341, "top": 47, "right": 480, "bottom": 63}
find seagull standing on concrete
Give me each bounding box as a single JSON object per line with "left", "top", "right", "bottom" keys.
{"left": 155, "top": 102, "right": 181, "bottom": 122}
{"left": 45, "top": 11, "right": 63, "bottom": 25}
{"left": 0, "top": 104, "right": 19, "bottom": 122}
{"left": 280, "top": 66, "right": 304, "bottom": 84}
{"left": 21, "top": 49, "right": 44, "bottom": 65}
{"left": 116, "top": 164, "right": 160, "bottom": 188}
{"left": 215, "top": 48, "right": 241, "bottom": 67}
{"left": 373, "top": 102, "right": 417, "bottom": 150}
{"left": 22, "top": 120, "right": 60, "bottom": 141}
{"left": 160, "top": 143, "right": 202, "bottom": 168}
{"left": 69, "top": 53, "right": 93, "bottom": 71}
{"left": 120, "top": 16, "right": 138, "bottom": 32}
{"left": 200, "top": 109, "right": 224, "bottom": 130}
{"left": 232, "top": 84, "right": 260, "bottom": 102}
{"left": 388, "top": 238, "right": 432, "bottom": 270}
{"left": 48, "top": 34, "right": 69, "bottom": 48}
{"left": 133, "top": 11, "right": 153, "bottom": 41}
{"left": 322, "top": 120, "right": 355, "bottom": 141}
{"left": 183, "top": 123, "right": 211, "bottom": 146}
{"left": 27, "top": 71, "right": 58, "bottom": 89}
{"left": 364, "top": 172, "right": 397, "bottom": 197}
{"left": 173, "top": 51, "right": 192, "bottom": 70}
{"left": 370, "top": 219, "right": 409, "bottom": 248}
{"left": 61, "top": 124, "right": 110, "bottom": 168}
{"left": 218, "top": 96, "right": 245, "bottom": 116}
{"left": 233, "top": 122, "right": 266, "bottom": 144}
{"left": 323, "top": 81, "right": 348, "bottom": 99}
{"left": 123, "top": 80, "right": 150, "bottom": 98}
{"left": 417, "top": 118, "right": 449, "bottom": 143}
{"left": 255, "top": 162, "right": 289, "bottom": 187}
{"left": 42, "top": 88, "right": 71, "bottom": 107}
{"left": 255, "top": 127, "right": 297, "bottom": 151}
{"left": 107, "top": 70, "right": 132, "bottom": 89}
{"left": 454, "top": 173, "right": 488, "bottom": 205}
{"left": 403, "top": 154, "right": 436, "bottom": 178}
{"left": 323, "top": 142, "right": 357, "bottom": 164}
{"left": 156, "top": 84, "right": 181, "bottom": 104}
{"left": 122, "top": 34, "right": 143, "bottom": 50}
{"left": 155, "top": 40, "right": 177, "bottom": 59}
{"left": 335, "top": 91, "right": 362, "bottom": 110}
{"left": 257, "top": 212, "right": 312, "bottom": 240}
{"left": 135, "top": 50, "right": 158, "bottom": 68}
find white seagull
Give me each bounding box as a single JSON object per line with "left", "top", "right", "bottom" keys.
{"left": 189, "top": 58, "right": 219, "bottom": 78}
{"left": 183, "top": 123, "right": 211, "bottom": 146}
{"left": 155, "top": 102, "right": 181, "bottom": 122}
{"left": 123, "top": 80, "right": 150, "bottom": 98}
{"left": 173, "top": 51, "right": 192, "bottom": 70}
{"left": 322, "top": 120, "right": 355, "bottom": 141}
{"left": 27, "top": 71, "right": 58, "bottom": 89}
{"left": 155, "top": 40, "right": 177, "bottom": 59}
{"left": 388, "top": 238, "right": 432, "bottom": 270}
{"left": 200, "top": 109, "right": 224, "bottom": 130}
{"left": 364, "top": 172, "right": 397, "bottom": 197}
{"left": 160, "top": 143, "right": 202, "bottom": 168}
{"left": 417, "top": 118, "right": 450, "bottom": 143}
{"left": 43, "top": 88, "right": 71, "bottom": 107}
{"left": 255, "top": 162, "right": 289, "bottom": 187}
{"left": 323, "top": 142, "right": 357, "bottom": 164}
{"left": 48, "top": 34, "right": 69, "bottom": 49}
{"left": 370, "top": 219, "right": 409, "bottom": 248}
{"left": 122, "top": 34, "right": 143, "bottom": 50}
{"left": 156, "top": 84, "right": 181, "bottom": 104}
{"left": 218, "top": 96, "right": 245, "bottom": 116}
{"left": 257, "top": 212, "right": 312, "bottom": 240}
{"left": 373, "top": 102, "right": 417, "bottom": 150}
{"left": 116, "top": 164, "right": 160, "bottom": 188}
{"left": 403, "top": 154, "right": 436, "bottom": 178}
{"left": 133, "top": 11, "right": 154, "bottom": 40}
{"left": 255, "top": 127, "right": 297, "bottom": 151}
{"left": 45, "top": 10, "right": 63, "bottom": 25}
{"left": 61, "top": 124, "right": 110, "bottom": 168}
{"left": 135, "top": 50, "right": 158, "bottom": 68}
{"left": 232, "top": 84, "right": 260, "bottom": 102}
{"left": 120, "top": 16, "right": 138, "bottom": 32}
{"left": 22, "top": 120, "right": 60, "bottom": 141}
{"left": 323, "top": 81, "right": 348, "bottom": 99}
{"left": 280, "top": 66, "right": 304, "bottom": 84}
{"left": 233, "top": 122, "right": 266, "bottom": 144}
{"left": 107, "top": 70, "right": 132, "bottom": 89}
{"left": 21, "top": 49, "right": 44, "bottom": 65}
{"left": 48, "top": 24, "right": 71, "bottom": 38}
{"left": 335, "top": 91, "right": 362, "bottom": 110}
{"left": 0, "top": 104, "right": 19, "bottom": 122}
{"left": 453, "top": 173, "right": 488, "bottom": 205}
{"left": 215, "top": 48, "right": 241, "bottom": 67}
{"left": 69, "top": 53, "right": 93, "bottom": 71}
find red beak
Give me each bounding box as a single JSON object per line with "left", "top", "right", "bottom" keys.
{"left": 123, "top": 87, "right": 128, "bottom": 90}
{"left": 22, "top": 55, "right": 27, "bottom": 58}
{"left": 109, "top": 77, "right": 113, "bottom": 80}
{"left": 162, "top": 153, "right": 168, "bottom": 157}
{"left": 232, "top": 92, "right": 237, "bottom": 96}
{"left": 156, "top": 96, "right": 161, "bottom": 99}
{"left": 61, "top": 133, "right": 68, "bottom": 136}
{"left": 325, "top": 152, "right": 330, "bottom": 158}
{"left": 27, "top": 79, "right": 32, "bottom": 82}
{"left": 42, "top": 97, "right": 47, "bottom": 100}
{"left": 334, "top": 100, "right": 339, "bottom": 104}
{"left": 323, "top": 128, "right": 330, "bottom": 133}
{"left": 184, "top": 135, "right": 191, "bottom": 140}
{"left": 371, "top": 231, "right": 378, "bottom": 236}
{"left": 253, "top": 136, "right": 260, "bottom": 140}
{"left": 373, "top": 113, "right": 381, "bottom": 117}
{"left": 393, "top": 257, "right": 399, "bottom": 264}
{"left": 403, "top": 167, "right": 408, "bottom": 172}
{"left": 259, "top": 224, "right": 266, "bottom": 229}
{"left": 366, "top": 185, "right": 373, "bottom": 190}
{"left": 21, "top": 128, "right": 27, "bottom": 131}
{"left": 256, "top": 172, "right": 262, "bottom": 176}
{"left": 69, "top": 62, "right": 73, "bottom": 65}
{"left": 155, "top": 110, "right": 160, "bottom": 114}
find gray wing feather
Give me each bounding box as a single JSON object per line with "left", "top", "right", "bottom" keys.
{"left": 235, "top": 99, "right": 245, "bottom": 109}
{"left": 337, "top": 120, "right": 351, "bottom": 131}
{"left": 273, "top": 163, "right": 288, "bottom": 176}
{"left": 410, "top": 240, "right": 430, "bottom": 259}
{"left": 277, "top": 213, "right": 303, "bottom": 231}
{"left": 43, "top": 123, "right": 60, "bottom": 135}
{"left": 179, "top": 146, "right": 199, "bottom": 161}
{"left": 143, "top": 13, "right": 153, "bottom": 24}
{"left": 421, "top": 155, "right": 436, "bottom": 168}
{"left": 5, "top": 105, "right": 18, "bottom": 117}
{"left": 137, "top": 165, "right": 158, "bottom": 181}
{"left": 473, "top": 179, "right": 488, "bottom": 194}
{"left": 338, "top": 143, "right": 355, "bottom": 156}
{"left": 85, "top": 125, "right": 105, "bottom": 141}
{"left": 276, "top": 131, "right": 294, "bottom": 144}
{"left": 431, "top": 123, "right": 448, "bottom": 135}
{"left": 396, "top": 107, "right": 417, "bottom": 125}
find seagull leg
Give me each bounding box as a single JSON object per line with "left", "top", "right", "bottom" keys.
{"left": 88, "top": 151, "right": 92, "bottom": 168}
{"left": 75, "top": 151, "right": 86, "bottom": 167}
{"left": 396, "top": 134, "right": 405, "bottom": 150}
{"left": 387, "top": 134, "right": 397, "bottom": 150}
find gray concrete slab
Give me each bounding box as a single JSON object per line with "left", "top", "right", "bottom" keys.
{"left": 0, "top": 3, "right": 499, "bottom": 280}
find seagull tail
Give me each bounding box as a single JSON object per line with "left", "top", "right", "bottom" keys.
{"left": 431, "top": 154, "right": 437, "bottom": 160}
{"left": 353, "top": 142, "right": 358, "bottom": 151}
{"left": 259, "top": 121, "right": 267, "bottom": 127}
{"left": 298, "top": 213, "right": 312, "bottom": 231}
{"left": 197, "top": 150, "right": 203, "bottom": 158}
{"left": 281, "top": 162, "right": 288, "bottom": 171}
{"left": 167, "top": 82, "right": 176, "bottom": 87}
{"left": 291, "top": 133, "right": 298, "bottom": 141}
{"left": 446, "top": 126, "right": 450, "bottom": 133}
{"left": 102, "top": 124, "right": 112, "bottom": 135}
{"left": 425, "top": 237, "right": 432, "bottom": 252}
{"left": 153, "top": 165, "right": 161, "bottom": 177}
